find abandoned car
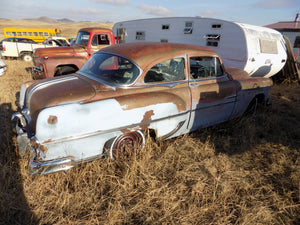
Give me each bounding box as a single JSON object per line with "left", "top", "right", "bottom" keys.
{"left": 12, "top": 42, "right": 273, "bottom": 174}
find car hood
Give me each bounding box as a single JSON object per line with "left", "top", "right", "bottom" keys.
{"left": 33, "top": 45, "right": 87, "bottom": 56}
{"left": 26, "top": 74, "right": 96, "bottom": 121}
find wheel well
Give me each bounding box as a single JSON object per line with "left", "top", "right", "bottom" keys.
{"left": 54, "top": 65, "right": 79, "bottom": 76}
{"left": 245, "top": 93, "right": 266, "bottom": 115}
{"left": 20, "top": 51, "right": 32, "bottom": 58}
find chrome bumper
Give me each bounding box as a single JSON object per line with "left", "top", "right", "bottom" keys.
{"left": 29, "top": 157, "right": 76, "bottom": 175}
{"left": 32, "top": 66, "right": 46, "bottom": 79}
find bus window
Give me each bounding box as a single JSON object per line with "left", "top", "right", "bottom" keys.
{"left": 17, "top": 32, "right": 21, "bottom": 36}
{"left": 28, "top": 32, "right": 32, "bottom": 36}
{"left": 22, "top": 32, "right": 27, "bottom": 36}
{"left": 44, "top": 32, "right": 48, "bottom": 36}
{"left": 33, "top": 32, "right": 38, "bottom": 36}
{"left": 6, "top": 32, "right": 11, "bottom": 36}
{"left": 39, "top": 32, "right": 43, "bottom": 36}
{"left": 12, "top": 32, "right": 16, "bottom": 36}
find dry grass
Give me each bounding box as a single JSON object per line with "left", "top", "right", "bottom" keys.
{"left": 0, "top": 20, "right": 299, "bottom": 224}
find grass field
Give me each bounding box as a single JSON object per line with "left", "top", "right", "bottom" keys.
{"left": 0, "top": 20, "right": 299, "bottom": 224}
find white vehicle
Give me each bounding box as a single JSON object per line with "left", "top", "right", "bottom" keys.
{"left": 0, "top": 59, "right": 7, "bottom": 76}
{"left": 0, "top": 37, "right": 69, "bottom": 61}
{"left": 42, "top": 36, "right": 70, "bottom": 46}
{"left": 113, "top": 17, "right": 287, "bottom": 78}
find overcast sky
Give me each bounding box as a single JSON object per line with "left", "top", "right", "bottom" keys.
{"left": 0, "top": 0, "right": 299, "bottom": 26}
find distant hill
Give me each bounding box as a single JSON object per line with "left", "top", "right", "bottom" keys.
{"left": 24, "top": 16, "right": 74, "bottom": 23}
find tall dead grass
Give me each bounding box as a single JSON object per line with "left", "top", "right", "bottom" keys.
{"left": 0, "top": 59, "right": 299, "bottom": 224}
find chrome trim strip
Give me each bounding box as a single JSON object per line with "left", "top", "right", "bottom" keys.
{"left": 159, "top": 120, "right": 186, "bottom": 140}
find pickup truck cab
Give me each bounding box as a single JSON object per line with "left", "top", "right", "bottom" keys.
{"left": 0, "top": 37, "right": 69, "bottom": 61}
{"left": 32, "top": 27, "right": 116, "bottom": 79}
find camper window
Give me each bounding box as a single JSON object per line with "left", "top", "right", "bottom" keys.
{"left": 184, "top": 21, "right": 193, "bottom": 34}
{"left": 189, "top": 57, "right": 223, "bottom": 79}
{"left": 136, "top": 31, "right": 145, "bottom": 40}
{"left": 144, "top": 57, "right": 185, "bottom": 83}
{"left": 205, "top": 34, "right": 220, "bottom": 47}
{"left": 212, "top": 24, "right": 222, "bottom": 29}
{"left": 162, "top": 25, "right": 170, "bottom": 30}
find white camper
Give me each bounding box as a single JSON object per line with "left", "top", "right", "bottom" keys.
{"left": 113, "top": 17, "right": 287, "bottom": 78}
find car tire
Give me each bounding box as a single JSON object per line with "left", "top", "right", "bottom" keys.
{"left": 21, "top": 53, "right": 33, "bottom": 62}
{"left": 109, "top": 130, "right": 145, "bottom": 159}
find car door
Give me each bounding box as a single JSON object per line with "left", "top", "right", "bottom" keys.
{"left": 187, "top": 55, "right": 237, "bottom": 131}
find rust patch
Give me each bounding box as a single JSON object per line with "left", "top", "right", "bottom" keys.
{"left": 43, "top": 139, "right": 52, "bottom": 143}
{"left": 48, "top": 115, "right": 58, "bottom": 124}
{"left": 140, "top": 110, "right": 155, "bottom": 130}
{"left": 39, "top": 144, "right": 48, "bottom": 153}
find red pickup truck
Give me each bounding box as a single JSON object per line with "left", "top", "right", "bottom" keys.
{"left": 32, "top": 27, "right": 116, "bottom": 79}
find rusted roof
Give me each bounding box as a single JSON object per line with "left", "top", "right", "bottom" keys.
{"left": 99, "top": 42, "right": 218, "bottom": 68}
{"left": 265, "top": 21, "right": 300, "bottom": 31}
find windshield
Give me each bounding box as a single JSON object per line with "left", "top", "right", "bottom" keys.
{"left": 80, "top": 53, "right": 140, "bottom": 85}
{"left": 75, "top": 31, "right": 90, "bottom": 46}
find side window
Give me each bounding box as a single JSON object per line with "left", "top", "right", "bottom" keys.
{"left": 190, "top": 57, "right": 223, "bottom": 79}
{"left": 92, "top": 34, "right": 110, "bottom": 46}
{"left": 144, "top": 57, "right": 185, "bottom": 83}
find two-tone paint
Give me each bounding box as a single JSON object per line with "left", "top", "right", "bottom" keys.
{"left": 13, "top": 42, "right": 272, "bottom": 174}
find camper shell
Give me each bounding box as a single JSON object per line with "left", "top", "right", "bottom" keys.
{"left": 113, "top": 17, "right": 287, "bottom": 78}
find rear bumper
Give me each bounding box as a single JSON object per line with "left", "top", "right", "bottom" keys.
{"left": 12, "top": 112, "right": 76, "bottom": 175}
{"left": 29, "top": 157, "right": 76, "bottom": 175}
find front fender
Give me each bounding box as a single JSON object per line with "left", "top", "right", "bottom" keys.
{"left": 43, "top": 56, "right": 87, "bottom": 78}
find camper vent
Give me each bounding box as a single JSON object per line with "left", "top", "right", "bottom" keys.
{"left": 212, "top": 24, "right": 222, "bottom": 29}
{"left": 162, "top": 25, "right": 170, "bottom": 30}
{"left": 161, "top": 39, "right": 168, "bottom": 43}
{"left": 136, "top": 31, "right": 145, "bottom": 40}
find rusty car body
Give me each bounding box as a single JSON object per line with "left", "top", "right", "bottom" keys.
{"left": 32, "top": 27, "right": 116, "bottom": 79}
{"left": 13, "top": 42, "right": 273, "bottom": 174}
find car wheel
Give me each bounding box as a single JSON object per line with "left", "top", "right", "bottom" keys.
{"left": 22, "top": 53, "right": 33, "bottom": 62}
{"left": 109, "top": 130, "right": 145, "bottom": 159}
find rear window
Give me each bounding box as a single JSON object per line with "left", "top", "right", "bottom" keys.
{"left": 80, "top": 53, "right": 140, "bottom": 85}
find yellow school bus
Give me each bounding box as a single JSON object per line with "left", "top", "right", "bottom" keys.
{"left": 3, "top": 28, "right": 62, "bottom": 43}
